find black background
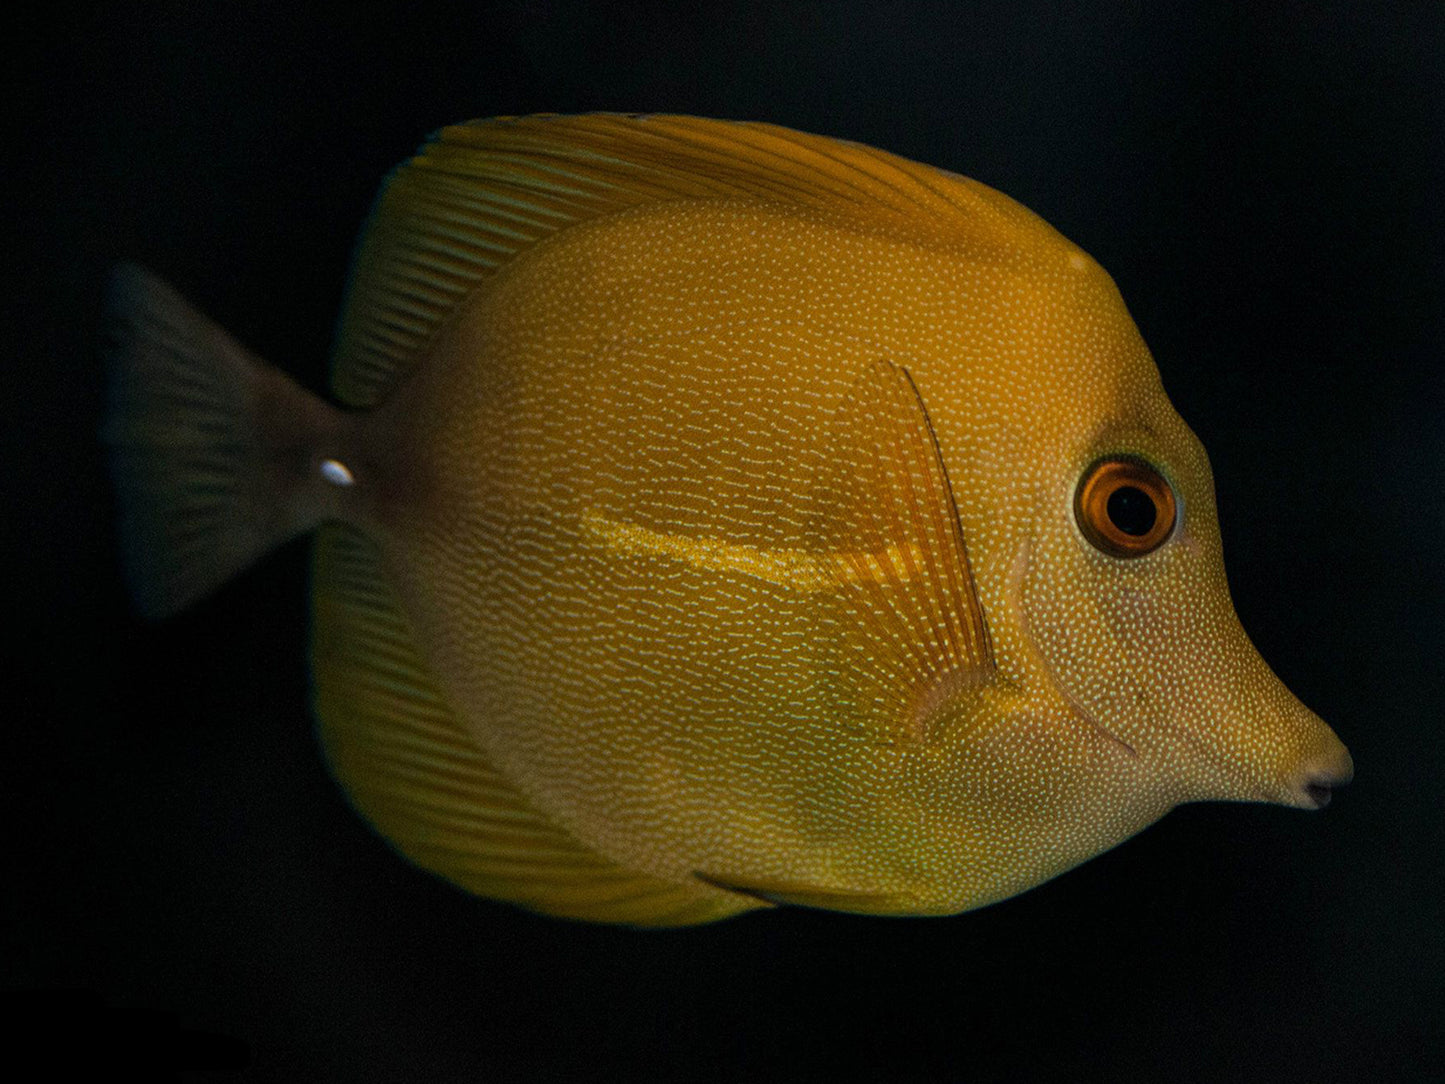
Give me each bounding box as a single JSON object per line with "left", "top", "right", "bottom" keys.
{"left": 5, "top": 3, "right": 1443, "bottom": 1080}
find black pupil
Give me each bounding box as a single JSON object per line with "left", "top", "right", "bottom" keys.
{"left": 1107, "top": 485, "right": 1157, "bottom": 536}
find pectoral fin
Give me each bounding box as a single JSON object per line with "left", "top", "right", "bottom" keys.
{"left": 811, "top": 359, "right": 995, "bottom": 742}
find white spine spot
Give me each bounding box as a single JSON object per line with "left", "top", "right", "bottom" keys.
{"left": 320, "top": 458, "right": 355, "bottom": 487}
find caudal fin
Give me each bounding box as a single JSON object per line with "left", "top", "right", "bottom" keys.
{"left": 103, "top": 264, "right": 347, "bottom": 618}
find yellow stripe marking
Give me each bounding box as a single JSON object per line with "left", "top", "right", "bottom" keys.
{"left": 580, "top": 508, "right": 920, "bottom": 593}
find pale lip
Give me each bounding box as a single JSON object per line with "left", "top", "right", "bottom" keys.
{"left": 1290, "top": 744, "right": 1355, "bottom": 810}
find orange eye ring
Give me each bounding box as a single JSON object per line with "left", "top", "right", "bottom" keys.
{"left": 1074, "top": 457, "right": 1177, "bottom": 558}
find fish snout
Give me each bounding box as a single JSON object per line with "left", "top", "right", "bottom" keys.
{"left": 1287, "top": 739, "right": 1354, "bottom": 810}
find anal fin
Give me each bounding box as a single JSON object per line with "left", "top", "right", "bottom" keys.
{"left": 694, "top": 872, "right": 910, "bottom": 915}
{"left": 311, "top": 525, "right": 755, "bottom": 926}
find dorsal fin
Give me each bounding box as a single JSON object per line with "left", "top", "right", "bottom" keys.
{"left": 810, "top": 360, "right": 996, "bottom": 743}
{"left": 330, "top": 113, "right": 1035, "bottom": 406}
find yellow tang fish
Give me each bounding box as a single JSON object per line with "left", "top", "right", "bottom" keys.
{"left": 105, "top": 114, "right": 1352, "bottom": 925}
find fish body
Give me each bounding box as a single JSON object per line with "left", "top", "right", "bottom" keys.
{"left": 106, "top": 115, "right": 1352, "bottom": 925}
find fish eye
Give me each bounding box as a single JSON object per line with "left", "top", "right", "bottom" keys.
{"left": 1074, "top": 457, "right": 1177, "bottom": 558}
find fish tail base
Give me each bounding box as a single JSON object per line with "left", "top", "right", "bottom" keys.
{"left": 103, "top": 263, "right": 348, "bottom": 618}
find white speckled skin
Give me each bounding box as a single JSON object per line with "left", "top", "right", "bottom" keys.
{"left": 316, "top": 116, "right": 1351, "bottom": 918}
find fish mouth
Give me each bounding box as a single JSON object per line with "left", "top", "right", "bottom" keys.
{"left": 1288, "top": 750, "right": 1355, "bottom": 810}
